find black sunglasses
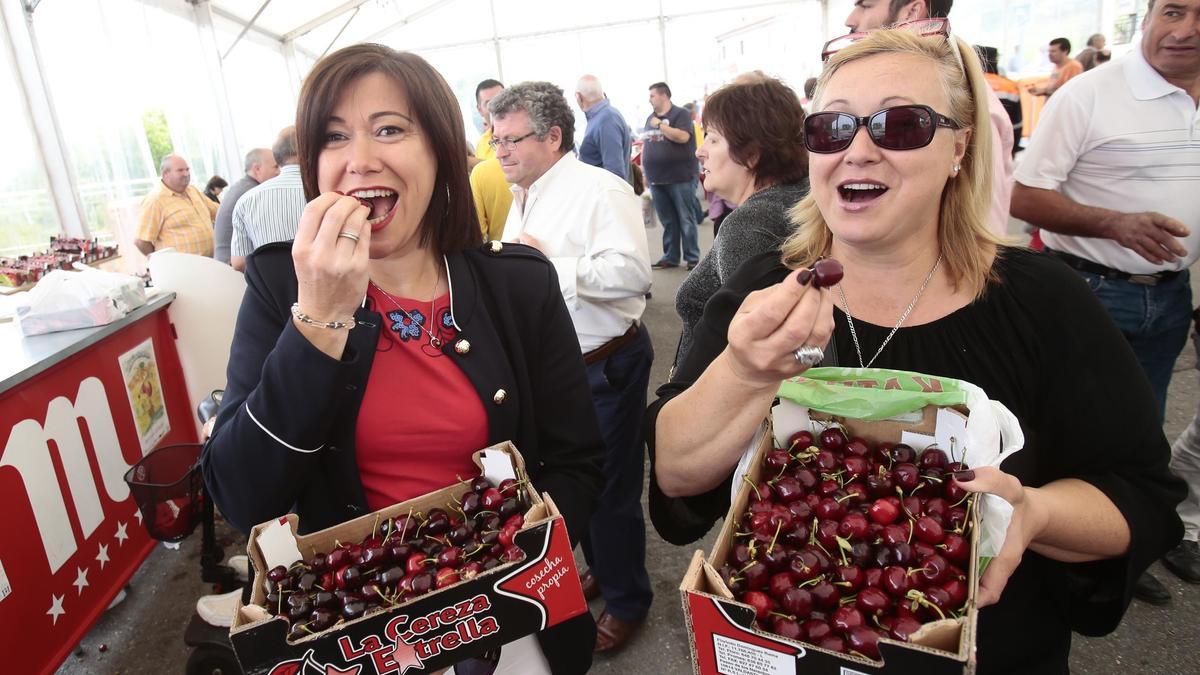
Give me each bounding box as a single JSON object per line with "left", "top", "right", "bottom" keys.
{"left": 804, "top": 104, "right": 960, "bottom": 154}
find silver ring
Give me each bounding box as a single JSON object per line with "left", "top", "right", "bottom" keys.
{"left": 793, "top": 345, "right": 824, "bottom": 367}
{"left": 337, "top": 231, "right": 360, "bottom": 242}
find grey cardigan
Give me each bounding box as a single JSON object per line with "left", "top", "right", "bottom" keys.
{"left": 672, "top": 182, "right": 808, "bottom": 370}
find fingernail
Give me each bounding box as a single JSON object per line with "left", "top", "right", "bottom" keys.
{"left": 797, "top": 269, "right": 813, "bottom": 286}
{"left": 953, "top": 470, "right": 975, "bottom": 482}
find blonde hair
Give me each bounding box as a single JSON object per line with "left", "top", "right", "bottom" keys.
{"left": 781, "top": 30, "right": 999, "bottom": 296}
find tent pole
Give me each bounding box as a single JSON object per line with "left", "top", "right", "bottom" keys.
{"left": 1, "top": 0, "right": 86, "bottom": 236}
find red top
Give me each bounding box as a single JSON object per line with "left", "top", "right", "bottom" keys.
{"left": 355, "top": 284, "right": 489, "bottom": 511}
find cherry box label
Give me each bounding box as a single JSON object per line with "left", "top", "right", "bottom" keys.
{"left": 713, "top": 634, "right": 796, "bottom": 675}
{"left": 0, "top": 558, "right": 11, "bottom": 602}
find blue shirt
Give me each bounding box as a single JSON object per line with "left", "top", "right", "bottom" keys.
{"left": 578, "top": 99, "right": 631, "bottom": 181}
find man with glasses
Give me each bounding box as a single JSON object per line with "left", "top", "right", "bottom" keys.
{"left": 490, "top": 82, "right": 655, "bottom": 653}
{"left": 643, "top": 82, "right": 702, "bottom": 270}
{"left": 842, "top": 0, "right": 1015, "bottom": 236}
{"left": 1012, "top": 0, "right": 1200, "bottom": 605}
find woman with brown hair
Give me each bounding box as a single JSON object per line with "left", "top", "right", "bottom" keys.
{"left": 202, "top": 44, "right": 603, "bottom": 673}
{"left": 673, "top": 75, "right": 808, "bottom": 369}
{"left": 647, "top": 26, "right": 1183, "bottom": 673}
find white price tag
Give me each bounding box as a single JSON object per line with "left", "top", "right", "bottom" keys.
{"left": 257, "top": 517, "right": 303, "bottom": 571}
{"left": 900, "top": 431, "right": 936, "bottom": 452}
{"left": 480, "top": 449, "right": 518, "bottom": 487}
{"left": 935, "top": 407, "right": 970, "bottom": 462}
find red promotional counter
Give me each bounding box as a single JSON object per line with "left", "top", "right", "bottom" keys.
{"left": 0, "top": 292, "right": 197, "bottom": 675}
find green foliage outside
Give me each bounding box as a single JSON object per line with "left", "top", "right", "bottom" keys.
{"left": 142, "top": 109, "right": 173, "bottom": 170}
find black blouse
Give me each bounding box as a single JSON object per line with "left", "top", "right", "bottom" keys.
{"left": 646, "top": 247, "right": 1184, "bottom": 674}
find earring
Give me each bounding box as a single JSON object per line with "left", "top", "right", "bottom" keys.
{"left": 952, "top": 163, "right": 961, "bottom": 176}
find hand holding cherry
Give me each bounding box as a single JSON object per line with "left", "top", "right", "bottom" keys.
{"left": 724, "top": 259, "right": 840, "bottom": 386}
{"left": 292, "top": 192, "right": 372, "bottom": 327}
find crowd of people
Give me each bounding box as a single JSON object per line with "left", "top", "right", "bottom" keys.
{"left": 116, "top": 0, "right": 1200, "bottom": 672}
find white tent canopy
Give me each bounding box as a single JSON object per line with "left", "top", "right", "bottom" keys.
{"left": 1, "top": 0, "right": 1132, "bottom": 255}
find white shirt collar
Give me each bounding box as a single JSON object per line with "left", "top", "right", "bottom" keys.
{"left": 1124, "top": 45, "right": 1184, "bottom": 101}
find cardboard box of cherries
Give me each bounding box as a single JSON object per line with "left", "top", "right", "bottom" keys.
{"left": 680, "top": 368, "right": 1022, "bottom": 675}
{"left": 230, "top": 442, "right": 588, "bottom": 675}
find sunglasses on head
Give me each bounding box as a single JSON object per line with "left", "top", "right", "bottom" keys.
{"left": 803, "top": 104, "right": 961, "bottom": 154}
{"left": 821, "top": 17, "right": 953, "bottom": 61}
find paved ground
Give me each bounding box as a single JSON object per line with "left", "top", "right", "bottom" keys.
{"left": 60, "top": 216, "right": 1200, "bottom": 674}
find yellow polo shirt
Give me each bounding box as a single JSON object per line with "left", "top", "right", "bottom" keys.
{"left": 469, "top": 158, "right": 512, "bottom": 242}
{"left": 475, "top": 128, "right": 496, "bottom": 160}
{"left": 137, "top": 183, "right": 217, "bottom": 256}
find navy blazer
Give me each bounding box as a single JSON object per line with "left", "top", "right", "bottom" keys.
{"left": 201, "top": 241, "right": 604, "bottom": 673}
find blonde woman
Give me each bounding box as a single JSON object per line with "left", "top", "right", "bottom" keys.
{"left": 646, "top": 26, "right": 1184, "bottom": 673}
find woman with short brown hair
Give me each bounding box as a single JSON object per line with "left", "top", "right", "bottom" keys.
{"left": 673, "top": 75, "right": 809, "bottom": 368}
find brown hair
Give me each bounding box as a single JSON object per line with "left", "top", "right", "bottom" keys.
{"left": 702, "top": 76, "right": 808, "bottom": 189}
{"left": 782, "top": 29, "right": 999, "bottom": 297}
{"left": 295, "top": 43, "right": 481, "bottom": 254}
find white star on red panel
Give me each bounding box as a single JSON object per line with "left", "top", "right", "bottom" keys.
{"left": 96, "top": 543, "right": 110, "bottom": 569}
{"left": 47, "top": 594, "right": 65, "bottom": 625}
{"left": 72, "top": 567, "right": 89, "bottom": 595}
{"left": 134, "top": 508, "right": 143, "bottom": 524}
{"left": 115, "top": 521, "right": 129, "bottom": 546}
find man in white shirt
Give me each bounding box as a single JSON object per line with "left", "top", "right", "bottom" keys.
{"left": 230, "top": 127, "right": 307, "bottom": 271}
{"left": 1011, "top": 0, "right": 1200, "bottom": 604}
{"left": 491, "top": 81, "right": 654, "bottom": 653}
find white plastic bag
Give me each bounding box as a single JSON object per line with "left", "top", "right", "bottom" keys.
{"left": 15, "top": 267, "right": 146, "bottom": 336}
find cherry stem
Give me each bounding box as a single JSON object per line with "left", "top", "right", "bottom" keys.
{"left": 769, "top": 520, "right": 782, "bottom": 554}
{"left": 835, "top": 536, "right": 851, "bottom": 566}
{"left": 742, "top": 475, "right": 762, "bottom": 501}
{"left": 399, "top": 507, "right": 413, "bottom": 541}
{"left": 905, "top": 589, "right": 946, "bottom": 621}
{"left": 372, "top": 513, "right": 380, "bottom": 539}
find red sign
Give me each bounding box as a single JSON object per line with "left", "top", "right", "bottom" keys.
{"left": 0, "top": 306, "right": 196, "bottom": 675}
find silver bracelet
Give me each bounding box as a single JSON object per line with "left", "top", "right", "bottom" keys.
{"left": 290, "top": 303, "right": 355, "bottom": 330}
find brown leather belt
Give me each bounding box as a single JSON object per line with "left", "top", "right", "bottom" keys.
{"left": 584, "top": 323, "right": 639, "bottom": 365}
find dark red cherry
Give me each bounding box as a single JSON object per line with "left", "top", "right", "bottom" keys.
{"left": 742, "top": 591, "right": 775, "bottom": 622}
{"left": 918, "top": 448, "right": 948, "bottom": 471}
{"left": 890, "top": 444, "right": 917, "bottom": 464}
{"left": 811, "top": 258, "right": 844, "bottom": 288}
{"left": 788, "top": 430, "right": 815, "bottom": 451}
{"left": 846, "top": 625, "right": 883, "bottom": 659}
{"left": 781, "top": 587, "right": 814, "bottom": 618}
{"left": 819, "top": 427, "right": 847, "bottom": 452}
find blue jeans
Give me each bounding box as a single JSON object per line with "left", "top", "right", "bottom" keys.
{"left": 649, "top": 181, "right": 701, "bottom": 265}
{"left": 1077, "top": 269, "right": 1192, "bottom": 423}
{"left": 581, "top": 325, "right": 654, "bottom": 622}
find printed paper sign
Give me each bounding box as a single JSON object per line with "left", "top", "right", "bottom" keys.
{"left": 0, "top": 558, "right": 11, "bottom": 603}
{"left": 713, "top": 634, "right": 795, "bottom": 675}
{"left": 118, "top": 338, "right": 169, "bottom": 452}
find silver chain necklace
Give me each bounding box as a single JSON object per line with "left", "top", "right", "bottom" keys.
{"left": 836, "top": 254, "right": 942, "bottom": 369}
{"left": 371, "top": 278, "right": 444, "bottom": 350}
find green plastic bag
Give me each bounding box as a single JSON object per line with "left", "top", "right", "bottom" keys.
{"left": 777, "top": 367, "right": 971, "bottom": 421}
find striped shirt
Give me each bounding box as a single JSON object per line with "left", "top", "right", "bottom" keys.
{"left": 1016, "top": 47, "right": 1200, "bottom": 273}
{"left": 137, "top": 183, "right": 217, "bottom": 256}
{"left": 231, "top": 164, "right": 307, "bottom": 257}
